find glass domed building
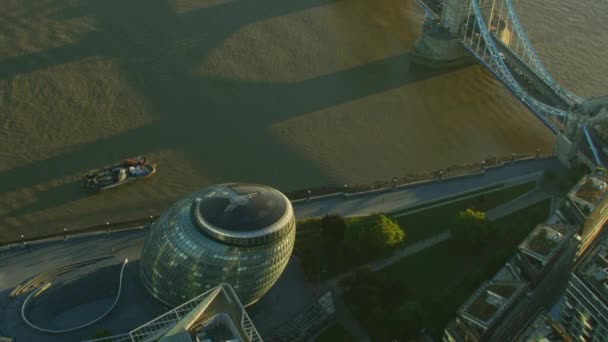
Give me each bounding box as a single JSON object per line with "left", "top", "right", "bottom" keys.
{"left": 140, "top": 183, "right": 295, "bottom": 307}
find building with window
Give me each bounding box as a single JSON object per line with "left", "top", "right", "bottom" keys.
{"left": 444, "top": 224, "right": 579, "bottom": 342}
{"left": 560, "top": 235, "right": 608, "bottom": 341}
{"left": 140, "top": 183, "right": 295, "bottom": 307}
{"left": 559, "top": 170, "right": 608, "bottom": 257}
{"left": 513, "top": 310, "right": 567, "bottom": 342}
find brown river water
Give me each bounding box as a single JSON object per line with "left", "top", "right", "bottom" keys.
{"left": 0, "top": 0, "right": 605, "bottom": 241}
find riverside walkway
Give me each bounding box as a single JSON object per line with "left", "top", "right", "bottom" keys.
{"left": 294, "top": 157, "right": 562, "bottom": 219}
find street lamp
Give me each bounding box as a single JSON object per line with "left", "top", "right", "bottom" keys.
{"left": 64, "top": 228, "right": 68, "bottom": 240}
{"left": 21, "top": 234, "right": 25, "bottom": 246}
{"left": 481, "top": 160, "right": 486, "bottom": 170}
{"left": 307, "top": 189, "right": 312, "bottom": 201}
{"left": 343, "top": 184, "right": 348, "bottom": 197}
{"left": 536, "top": 148, "right": 541, "bottom": 159}
{"left": 392, "top": 177, "right": 398, "bottom": 190}
{"left": 106, "top": 221, "right": 110, "bottom": 233}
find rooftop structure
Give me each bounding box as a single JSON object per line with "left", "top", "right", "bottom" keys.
{"left": 459, "top": 280, "right": 527, "bottom": 335}
{"left": 85, "top": 283, "right": 262, "bottom": 342}
{"left": 444, "top": 256, "right": 529, "bottom": 341}
{"left": 568, "top": 172, "right": 608, "bottom": 212}
{"left": 518, "top": 224, "right": 578, "bottom": 269}
{"left": 140, "top": 183, "right": 295, "bottom": 307}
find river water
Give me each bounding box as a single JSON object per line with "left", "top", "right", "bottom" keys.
{"left": 0, "top": 0, "right": 605, "bottom": 240}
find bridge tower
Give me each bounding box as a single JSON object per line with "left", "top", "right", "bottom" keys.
{"left": 555, "top": 116, "right": 585, "bottom": 168}
{"left": 556, "top": 99, "right": 608, "bottom": 168}
{"left": 441, "top": 0, "right": 491, "bottom": 36}
{"left": 412, "top": 0, "right": 491, "bottom": 68}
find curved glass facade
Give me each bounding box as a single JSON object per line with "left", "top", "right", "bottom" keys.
{"left": 140, "top": 184, "right": 295, "bottom": 307}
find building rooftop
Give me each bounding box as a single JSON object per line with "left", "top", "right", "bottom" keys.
{"left": 457, "top": 256, "right": 528, "bottom": 337}
{"left": 569, "top": 172, "right": 608, "bottom": 208}
{"left": 461, "top": 281, "right": 524, "bottom": 324}
{"left": 492, "top": 258, "right": 524, "bottom": 283}
{"left": 519, "top": 224, "right": 577, "bottom": 265}
{"left": 578, "top": 235, "right": 608, "bottom": 302}
{"left": 197, "top": 184, "right": 289, "bottom": 232}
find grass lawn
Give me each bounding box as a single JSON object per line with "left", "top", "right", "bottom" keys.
{"left": 392, "top": 181, "right": 536, "bottom": 243}
{"left": 294, "top": 181, "right": 537, "bottom": 281}
{"left": 389, "top": 183, "right": 504, "bottom": 214}
{"left": 345, "top": 199, "right": 551, "bottom": 340}
{"left": 315, "top": 322, "right": 355, "bottom": 342}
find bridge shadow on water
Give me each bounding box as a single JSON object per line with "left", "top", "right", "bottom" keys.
{"left": 0, "top": 0, "right": 465, "bottom": 219}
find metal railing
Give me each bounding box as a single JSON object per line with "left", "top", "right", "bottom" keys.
{"left": 21, "top": 258, "right": 128, "bottom": 334}
{"left": 84, "top": 283, "right": 262, "bottom": 342}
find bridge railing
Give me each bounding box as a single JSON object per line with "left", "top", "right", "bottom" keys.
{"left": 458, "top": 0, "right": 577, "bottom": 133}
{"left": 415, "top": 0, "right": 440, "bottom": 20}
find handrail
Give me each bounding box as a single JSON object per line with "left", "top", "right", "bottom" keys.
{"left": 21, "top": 258, "right": 129, "bottom": 334}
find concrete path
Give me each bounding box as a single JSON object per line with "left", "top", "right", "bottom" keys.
{"left": 294, "top": 158, "right": 561, "bottom": 219}
{"left": 369, "top": 231, "right": 451, "bottom": 272}
{"left": 321, "top": 231, "right": 452, "bottom": 292}
{"left": 486, "top": 189, "right": 551, "bottom": 221}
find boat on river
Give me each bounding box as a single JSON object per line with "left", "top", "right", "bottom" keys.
{"left": 81, "top": 156, "right": 157, "bottom": 192}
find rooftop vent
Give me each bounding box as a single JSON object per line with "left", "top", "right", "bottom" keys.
{"left": 485, "top": 291, "right": 504, "bottom": 307}
{"left": 545, "top": 230, "right": 562, "bottom": 241}
{"left": 591, "top": 177, "right": 607, "bottom": 190}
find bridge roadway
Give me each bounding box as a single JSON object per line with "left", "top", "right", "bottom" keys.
{"left": 494, "top": 40, "right": 571, "bottom": 112}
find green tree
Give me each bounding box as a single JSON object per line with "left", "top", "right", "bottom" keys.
{"left": 342, "top": 267, "right": 383, "bottom": 316}
{"left": 300, "top": 242, "right": 322, "bottom": 279}
{"left": 320, "top": 214, "right": 346, "bottom": 243}
{"left": 368, "top": 215, "right": 405, "bottom": 253}
{"left": 450, "top": 209, "right": 492, "bottom": 249}
{"left": 345, "top": 215, "right": 405, "bottom": 258}
{"left": 390, "top": 301, "right": 425, "bottom": 340}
